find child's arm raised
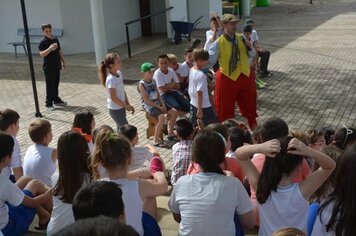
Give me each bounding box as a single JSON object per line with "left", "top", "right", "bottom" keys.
{"left": 288, "top": 138, "right": 336, "bottom": 200}
{"left": 235, "top": 140, "right": 280, "bottom": 190}
{"left": 139, "top": 171, "right": 168, "bottom": 198}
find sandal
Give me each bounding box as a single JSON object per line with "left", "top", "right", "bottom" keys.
{"left": 167, "top": 135, "right": 179, "bottom": 142}
{"left": 34, "top": 222, "right": 49, "bottom": 230}
{"left": 152, "top": 142, "right": 168, "bottom": 148}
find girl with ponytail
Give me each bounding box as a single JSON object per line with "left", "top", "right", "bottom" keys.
{"left": 169, "top": 130, "right": 255, "bottom": 236}
{"left": 98, "top": 53, "right": 134, "bottom": 132}
{"left": 236, "top": 135, "right": 335, "bottom": 235}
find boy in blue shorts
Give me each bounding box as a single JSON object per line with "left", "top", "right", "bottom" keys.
{"left": 0, "top": 133, "right": 52, "bottom": 236}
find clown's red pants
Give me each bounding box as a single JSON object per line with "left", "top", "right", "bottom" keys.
{"left": 215, "top": 69, "right": 258, "bottom": 129}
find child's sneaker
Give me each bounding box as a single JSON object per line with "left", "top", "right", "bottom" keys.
{"left": 256, "top": 79, "right": 265, "bottom": 89}
{"left": 257, "top": 78, "right": 267, "bottom": 86}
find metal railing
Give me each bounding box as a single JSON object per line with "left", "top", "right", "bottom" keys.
{"left": 125, "top": 6, "right": 173, "bottom": 58}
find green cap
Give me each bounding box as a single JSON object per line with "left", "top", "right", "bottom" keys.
{"left": 141, "top": 62, "right": 155, "bottom": 72}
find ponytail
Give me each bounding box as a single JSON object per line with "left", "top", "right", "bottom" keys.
{"left": 192, "top": 130, "right": 226, "bottom": 175}
{"left": 91, "top": 129, "right": 131, "bottom": 180}
{"left": 98, "top": 53, "right": 120, "bottom": 87}
{"left": 256, "top": 136, "right": 303, "bottom": 204}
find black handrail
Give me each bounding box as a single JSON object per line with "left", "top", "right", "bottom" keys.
{"left": 125, "top": 6, "right": 173, "bottom": 58}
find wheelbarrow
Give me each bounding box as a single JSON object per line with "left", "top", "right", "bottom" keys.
{"left": 170, "top": 15, "right": 203, "bottom": 44}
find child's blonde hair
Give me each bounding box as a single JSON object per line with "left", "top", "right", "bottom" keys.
{"left": 167, "top": 53, "right": 178, "bottom": 64}
{"left": 91, "top": 129, "right": 131, "bottom": 180}
{"left": 98, "top": 52, "right": 120, "bottom": 87}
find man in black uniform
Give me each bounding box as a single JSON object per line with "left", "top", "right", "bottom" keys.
{"left": 38, "top": 23, "right": 67, "bottom": 110}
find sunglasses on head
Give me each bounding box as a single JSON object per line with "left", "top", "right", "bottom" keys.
{"left": 341, "top": 124, "right": 353, "bottom": 149}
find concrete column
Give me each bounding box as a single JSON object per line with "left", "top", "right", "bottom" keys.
{"left": 242, "top": 0, "right": 251, "bottom": 17}
{"left": 90, "top": 0, "right": 107, "bottom": 64}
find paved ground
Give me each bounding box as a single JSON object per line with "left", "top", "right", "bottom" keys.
{"left": 1, "top": 0, "right": 356, "bottom": 235}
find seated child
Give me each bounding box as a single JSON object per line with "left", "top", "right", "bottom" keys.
{"left": 169, "top": 130, "right": 255, "bottom": 236}
{"left": 0, "top": 133, "right": 52, "bottom": 236}
{"left": 23, "top": 118, "right": 57, "bottom": 187}
{"left": 188, "top": 48, "right": 217, "bottom": 127}
{"left": 180, "top": 48, "right": 194, "bottom": 78}
{"left": 119, "top": 124, "right": 165, "bottom": 173}
{"left": 0, "top": 109, "right": 23, "bottom": 181}
{"left": 167, "top": 54, "right": 189, "bottom": 93}
{"left": 138, "top": 62, "right": 179, "bottom": 146}
{"left": 91, "top": 130, "right": 168, "bottom": 235}
{"left": 171, "top": 119, "right": 194, "bottom": 185}
{"left": 153, "top": 54, "right": 190, "bottom": 140}
{"left": 192, "top": 39, "right": 203, "bottom": 49}
{"left": 72, "top": 109, "right": 96, "bottom": 152}
{"left": 187, "top": 123, "right": 244, "bottom": 182}
{"left": 72, "top": 181, "right": 125, "bottom": 223}
{"left": 226, "top": 126, "right": 253, "bottom": 158}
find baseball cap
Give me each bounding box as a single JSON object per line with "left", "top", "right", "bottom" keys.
{"left": 243, "top": 24, "right": 252, "bottom": 33}
{"left": 245, "top": 19, "right": 255, "bottom": 25}
{"left": 221, "top": 14, "right": 239, "bottom": 23}
{"left": 140, "top": 62, "right": 155, "bottom": 72}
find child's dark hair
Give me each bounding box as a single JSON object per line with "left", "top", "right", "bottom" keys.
{"left": 53, "top": 131, "right": 91, "bottom": 203}
{"left": 260, "top": 117, "right": 289, "bottom": 142}
{"left": 175, "top": 119, "right": 194, "bottom": 140}
{"left": 222, "top": 118, "right": 239, "bottom": 128}
{"left": 321, "top": 127, "right": 335, "bottom": 145}
{"left": 73, "top": 109, "right": 94, "bottom": 135}
{"left": 305, "top": 129, "right": 323, "bottom": 145}
{"left": 184, "top": 47, "right": 193, "bottom": 55}
{"left": 0, "top": 109, "right": 20, "bottom": 131}
{"left": 319, "top": 144, "right": 356, "bottom": 235}
{"left": 332, "top": 126, "right": 356, "bottom": 150}
{"left": 119, "top": 124, "right": 137, "bottom": 142}
{"left": 192, "top": 48, "right": 209, "bottom": 61}
{"left": 191, "top": 39, "right": 202, "bottom": 49}
{"left": 73, "top": 181, "right": 124, "bottom": 221}
{"left": 28, "top": 118, "right": 51, "bottom": 144}
{"left": 91, "top": 129, "right": 132, "bottom": 180}
{"left": 0, "top": 133, "right": 14, "bottom": 162}
{"left": 205, "top": 123, "right": 229, "bottom": 141}
{"left": 98, "top": 52, "right": 120, "bottom": 86}
{"left": 192, "top": 130, "right": 225, "bottom": 175}
{"left": 257, "top": 136, "right": 303, "bottom": 204}
{"left": 310, "top": 145, "right": 343, "bottom": 203}
{"left": 41, "top": 23, "right": 52, "bottom": 31}
{"left": 229, "top": 126, "right": 246, "bottom": 151}
{"left": 92, "top": 125, "right": 114, "bottom": 144}
{"left": 157, "top": 54, "right": 169, "bottom": 61}
{"left": 53, "top": 215, "right": 139, "bottom": 236}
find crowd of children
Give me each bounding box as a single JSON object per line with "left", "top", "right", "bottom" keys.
{"left": 1, "top": 14, "right": 356, "bottom": 236}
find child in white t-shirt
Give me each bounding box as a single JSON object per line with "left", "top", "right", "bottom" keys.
{"left": 23, "top": 118, "right": 57, "bottom": 187}
{"left": 98, "top": 53, "right": 135, "bottom": 132}
{"left": 91, "top": 130, "right": 168, "bottom": 235}
{"left": 188, "top": 48, "right": 217, "bottom": 127}
{"left": 0, "top": 109, "right": 23, "bottom": 182}
{"left": 0, "top": 133, "right": 52, "bottom": 236}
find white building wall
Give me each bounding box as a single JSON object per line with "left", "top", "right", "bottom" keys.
{"left": 0, "top": 0, "right": 62, "bottom": 53}
{"left": 103, "top": 0, "right": 142, "bottom": 50}
{"left": 59, "top": 0, "right": 94, "bottom": 54}
{"left": 187, "top": 0, "right": 210, "bottom": 29}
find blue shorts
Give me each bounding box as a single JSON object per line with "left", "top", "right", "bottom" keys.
{"left": 142, "top": 212, "right": 161, "bottom": 236}
{"left": 1, "top": 190, "right": 37, "bottom": 236}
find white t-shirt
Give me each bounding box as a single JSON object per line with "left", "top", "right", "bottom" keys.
{"left": 47, "top": 173, "right": 90, "bottom": 235}
{"left": 176, "top": 62, "right": 190, "bottom": 78}
{"left": 105, "top": 70, "right": 126, "bottom": 110}
{"left": 312, "top": 202, "right": 335, "bottom": 236}
{"left": 153, "top": 68, "right": 179, "bottom": 95}
{"left": 169, "top": 172, "right": 253, "bottom": 236}
{"left": 188, "top": 68, "right": 211, "bottom": 108}
{"left": 23, "top": 144, "right": 56, "bottom": 187}
{"left": 251, "top": 29, "right": 259, "bottom": 43}
{"left": 258, "top": 183, "right": 309, "bottom": 236}
{"left": 1, "top": 137, "right": 22, "bottom": 178}
{"left": 129, "top": 146, "right": 154, "bottom": 171}
{"left": 109, "top": 178, "right": 144, "bottom": 235}
{"left": 204, "top": 29, "right": 223, "bottom": 50}
{"left": 242, "top": 35, "right": 257, "bottom": 65}
{"left": 0, "top": 175, "right": 25, "bottom": 230}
